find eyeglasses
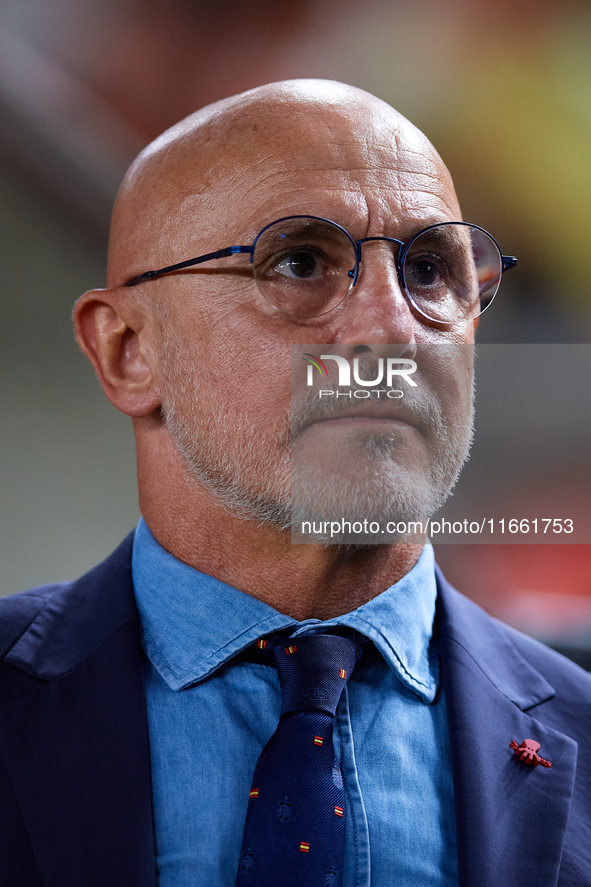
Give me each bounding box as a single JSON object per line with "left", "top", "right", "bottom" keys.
{"left": 125, "top": 215, "right": 517, "bottom": 324}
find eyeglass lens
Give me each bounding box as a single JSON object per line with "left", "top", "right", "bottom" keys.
{"left": 253, "top": 217, "right": 355, "bottom": 318}
{"left": 252, "top": 217, "right": 502, "bottom": 322}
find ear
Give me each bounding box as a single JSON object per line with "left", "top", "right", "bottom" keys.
{"left": 73, "top": 288, "right": 161, "bottom": 417}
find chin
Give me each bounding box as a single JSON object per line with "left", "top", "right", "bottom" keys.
{"left": 289, "top": 459, "right": 450, "bottom": 545}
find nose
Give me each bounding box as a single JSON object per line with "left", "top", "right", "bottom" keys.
{"left": 334, "top": 239, "right": 417, "bottom": 354}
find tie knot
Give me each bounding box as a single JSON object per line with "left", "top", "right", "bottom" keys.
{"left": 273, "top": 633, "right": 361, "bottom": 717}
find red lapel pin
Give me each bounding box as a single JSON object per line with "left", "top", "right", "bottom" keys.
{"left": 510, "top": 738, "right": 552, "bottom": 768}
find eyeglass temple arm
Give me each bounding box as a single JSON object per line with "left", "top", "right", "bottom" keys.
{"left": 501, "top": 255, "right": 518, "bottom": 273}
{"left": 125, "top": 245, "right": 254, "bottom": 287}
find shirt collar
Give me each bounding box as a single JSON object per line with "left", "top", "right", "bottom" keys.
{"left": 132, "top": 518, "right": 439, "bottom": 702}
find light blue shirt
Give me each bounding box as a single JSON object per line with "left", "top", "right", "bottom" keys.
{"left": 132, "top": 518, "right": 458, "bottom": 886}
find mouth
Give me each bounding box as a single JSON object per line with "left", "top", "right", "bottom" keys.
{"left": 300, "top": 403, "right": 421, "bottom": 435}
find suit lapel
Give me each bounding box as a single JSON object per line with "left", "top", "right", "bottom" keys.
{"left": 437, "top": 571, "right": 578, "bottom": 887}
{"left": 0, "top": 536, "right": 156, "bottom": 887}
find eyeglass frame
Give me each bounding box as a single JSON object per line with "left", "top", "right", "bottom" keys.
{"left": 124, "top": 214, "right": 518, "bottom": 323}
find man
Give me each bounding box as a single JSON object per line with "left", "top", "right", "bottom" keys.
{"left": 0, "top": 80, "right": 589, "bottom": 886}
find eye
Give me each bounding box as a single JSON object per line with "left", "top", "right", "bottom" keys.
{"left": 274, "top": 250, "right": 323, "bottom": 279}
{"left": 406, "top": 257, "right": 443, "bottom": 287}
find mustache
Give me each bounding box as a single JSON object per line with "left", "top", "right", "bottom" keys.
{"left": 290, "top": 356, "right": 444, "bottom": 440}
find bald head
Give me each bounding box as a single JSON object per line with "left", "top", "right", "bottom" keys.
{"left": 107, "top": 79, "right": 458, "bottom": 289}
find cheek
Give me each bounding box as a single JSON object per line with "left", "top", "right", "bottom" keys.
{"left": 447, "top": 370, "right": 474, "bottom": 434}
{"left": 420, "top": 344, "right": 474, "bottom": 429}
{"left": 169, "top": 307, "right": 295, "bottom": 432}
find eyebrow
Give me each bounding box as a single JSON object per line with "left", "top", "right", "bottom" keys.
{"left": 266, "top": 219, "right": 345, "bottom": 240}
{"left": 408, "top": 224, "right": 469, "bottom": 247}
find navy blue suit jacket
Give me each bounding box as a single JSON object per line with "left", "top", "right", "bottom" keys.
{"left": 1, "top": 535, "right": 590, "bottom": 886}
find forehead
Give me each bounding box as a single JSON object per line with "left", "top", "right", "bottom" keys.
{"left": 198, "top": 100, "right": 461, "bottom": 243}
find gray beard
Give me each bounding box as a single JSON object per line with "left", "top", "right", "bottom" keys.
{"left": 160, "top": 338, "right": 474, "bottom": 544}
{"left": 288, "top": 376, "right": 474, "bottom": 543}
{"left": 159, "top": 325, "right": 294, "bottom": 529}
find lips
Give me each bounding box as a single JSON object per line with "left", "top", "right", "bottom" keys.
{"left": 300, "top": 402, "right": 422, "bottom": 435}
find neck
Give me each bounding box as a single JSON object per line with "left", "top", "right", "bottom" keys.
{"left": 145, "top": 512, "right": 422, "bottom": 621}
{"left": 137, "top": 432, "right": 423, "bottom": 621}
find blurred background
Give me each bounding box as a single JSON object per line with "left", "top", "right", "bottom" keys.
{"left": 1, "top": 0, "right": 590, "bottom": 665}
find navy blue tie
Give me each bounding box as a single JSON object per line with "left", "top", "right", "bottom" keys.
{"left": 235, "top": 633, "right": 365, "bottom": 887}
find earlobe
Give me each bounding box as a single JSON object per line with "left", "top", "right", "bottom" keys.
{"left": 73, "top": 288, "right": 162, "bottom": 417}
